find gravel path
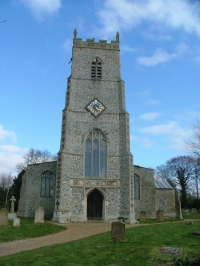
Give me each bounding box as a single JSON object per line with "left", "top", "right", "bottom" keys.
{"left": 0, "top": 222, "right": 139, "bottom": 257}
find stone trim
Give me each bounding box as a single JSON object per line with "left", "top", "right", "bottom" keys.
{"left": 70, "top": 179, "right": 120, "bottom": 187}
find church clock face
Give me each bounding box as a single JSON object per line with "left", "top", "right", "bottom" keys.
{"left": 86, "top": 98, "right": 106, "bottom": 117}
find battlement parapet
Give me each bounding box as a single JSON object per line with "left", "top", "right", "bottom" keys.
{"left": 73, "top": 29, "right": 120, "bottom": 50}
{"left": 73, "top": 38, "right": 119, "bottom": 50}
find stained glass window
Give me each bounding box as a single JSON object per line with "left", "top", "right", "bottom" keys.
{"left": 85, "top": 130, "right": 106, "bottom": 177}
{"left": 41, "top": 171, "right": 54, "bottom": 198}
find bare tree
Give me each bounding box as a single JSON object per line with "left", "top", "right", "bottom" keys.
{"left": 16, "top": 148, "right": 57, "bottom": 172}
{"left": 186, "top": 118, "right": 200, "bottom": 157}
{"left": 155, "top": 156, "right": 196, "bottom": 208}
{"left": 185, "top": 119, "right": 200, "bottom": 208}
{"left": 0, "top": 172, "right": 14, "bottom": 208}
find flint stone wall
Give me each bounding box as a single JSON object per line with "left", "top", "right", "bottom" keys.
{"left": 134, "top": 165, "right": 156, "bottom": 219}
{"left": 156, "top": 188, "right": 176, "bottom": 218}
{"left": 17, "top": 161, "right": 57, "bottom": 218}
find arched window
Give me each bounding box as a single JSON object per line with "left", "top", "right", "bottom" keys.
{"left": 41, "top": 171, "right": 54, "bottom": 198}
{"left": 85, "top": 130, "right": 106, "bottom": 177}
{"left": 91, "top": 58, "right": 102, "bottom": 79}
{"left": 134, "top": 174, "right": 140, "bottom": 199}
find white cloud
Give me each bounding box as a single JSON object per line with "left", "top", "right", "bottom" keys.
{"left": 142, "top": 137, "right": 153, "bottom": 148}
{"left": 142, "top": 30, "right": 171, "bottom": 41}
{"left": 142, "top": 121, "right": 192, "bottom": 150}
{"left": 121, "top": 45, "right": 137, "bottom": 53}
{"left": 130, "top": 134, "right": 152, "bottom": 148}
{"left": 0, "top": 145, "right": 27, "bottom": 174}
{"left": 142, "top": 121, "right": 179, "bottom": 135}
{"left": 139, "top": 112, "right": 161, "bottom": 121}
{"left": 98, "top": 0, "right": 200, "bottom": 37}
{"left": 0, "top": 124, "right": 16, "bottom": 142}
{"left": 137, "top": 42, "right": 190, "bottom": 66}
{"left": 21, "top": 0, "right": 62, "bottom": 18}
{"left": 137, "top": 48, "right": 177, "bottom": 66}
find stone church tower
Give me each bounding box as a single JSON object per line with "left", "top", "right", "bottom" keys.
{"left": 17, "top": 30, "right": 181, "bottom": 222}
{"left": 52, "top": 30, "right": 136, "bottom": 223}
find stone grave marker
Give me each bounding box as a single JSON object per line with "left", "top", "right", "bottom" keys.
{"left": 8, "top": 196, "right": 17, "bottom": 220}
{"left": 111, "top": 222, "right": 125, "bottom": 240}
{"left": 156, "top": 210, "right": 164, "bottom": 221}
{"left": 34, "top": 207, "right": 44, "bottom": 223}
{"left": 191, "top": 208, "right": 197, "bottom": 213}
{"left": 13, "top": 218, "right": 20, "bottom": 227}
{"left": 140, "top": 211, "right": 146, "bottom": 220}
{"left": 10, "top": 196, "right": 16, "bottom": 213}
{"left": 0, "top": 208, "right": 8, "bottom": 226}
{"left": 159, "top": 247, "right": 183, "bottom": 257}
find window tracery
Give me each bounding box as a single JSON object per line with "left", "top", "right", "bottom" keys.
{"left": 85, "top": 129, "right": 106, "bottom": 177}
{"left": 91, "top": 58, "right": 102, "bottom": 79}
{"left": 41, "top": 171, "right": 54, "bottom": 198}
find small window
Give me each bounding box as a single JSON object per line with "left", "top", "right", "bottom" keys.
{"left": 41, "top": 171, "right": 54, "bottom": 198}
{"left": 91, "top": 58, "right": 102, "bottom": 79}
{"left": 134, "top": 174, "right": 140, "bottom": 199}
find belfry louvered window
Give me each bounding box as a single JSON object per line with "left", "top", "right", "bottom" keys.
{"left": 41, "top": 171, "right": 54, "bottom": 198}
{"left": 134, "top": 174, "right": 140, "bottom": 199}
{"left": 85, "top": 130, "right": 106, "bottom": 177}
{"left": 91, "top": 58, "right": 102, "bottom": 79}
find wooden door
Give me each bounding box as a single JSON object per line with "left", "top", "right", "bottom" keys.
{"left": 87, "top": 190, "right": 103, "bottom": 220}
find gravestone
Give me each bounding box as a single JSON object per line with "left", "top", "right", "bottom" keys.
{"left": 0, "top": 208, "right": 8, "bottom": 226}
{"left": 156, "top": 210, "right": 164, "bottom": 221}
{"left": 10, "top": 196, "right": 16, "bottom": 212}
{"left": 111, "top": 222, "right": 125, "bottom": 240}
{"left": 8, "top": 196, "right": 17, "bottom": 220}
{"left": 13, "top": 218, "right": 20, "bottom": 227}
{"left": 191, "top": 208, "right": 197, "bottom": 213}
{"left": 159, "top": 247, "right": 183, "bottom": 257}
{"left": 140, "top": 211, "right": 146, "bottom": 220}
{"left": 34, "top": 207, "right": 44, "bottom": 223}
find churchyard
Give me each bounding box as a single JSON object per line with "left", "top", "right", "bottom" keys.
{"left": 0, "top": 218, "right": 66, "bottom": 243}
{"left": 0, "top": 215, "right": 200, "bottom": 266}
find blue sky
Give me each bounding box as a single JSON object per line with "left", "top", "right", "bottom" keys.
{"left": 1, "top": 0, "right": 200, "bottom": 174}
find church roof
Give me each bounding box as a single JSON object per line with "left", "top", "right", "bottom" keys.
{"left": 155, "top": 179, "right": 173, "bottom": 189}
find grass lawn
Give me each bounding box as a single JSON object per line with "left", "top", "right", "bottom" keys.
{"left": 182, "top": 212, "right": 200, "bottom": 220}
{"left": 1, "top": 221, "right": 200, "bottom": 266}
{"left": 0, "top": 218, "right": 66, "bottom": 243}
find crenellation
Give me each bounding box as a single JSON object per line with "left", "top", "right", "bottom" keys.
{"left": 73, "top": 38, "right": 119, "bottom": 50}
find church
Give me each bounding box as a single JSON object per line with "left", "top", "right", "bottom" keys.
{"left": 17, "top": 30, "right": 182, "bottom": 223}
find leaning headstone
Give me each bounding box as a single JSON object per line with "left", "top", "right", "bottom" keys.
{"left": 8, "top": 196, "right": 17, "bottom": 220}
{"left": 140, "top": 211, "right": 146, "bottom": 221}
{"left": 156, "top": 210, "right": 164, "bottom": 221}
{"left": 13, "top": 218, "right": 20, "bottom": 227}
{"left": 34, "top": 207, "right": 44, "bottom": 223}
{"left": 111, "top": 222, "right": 125, "bottom": 240}
{"left": 0, "top": 208, "right": 8, "bottom": 226}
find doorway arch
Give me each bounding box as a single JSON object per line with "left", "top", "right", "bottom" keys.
{"left": 87, "top": 189, "right": 103, "bottom": 220}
